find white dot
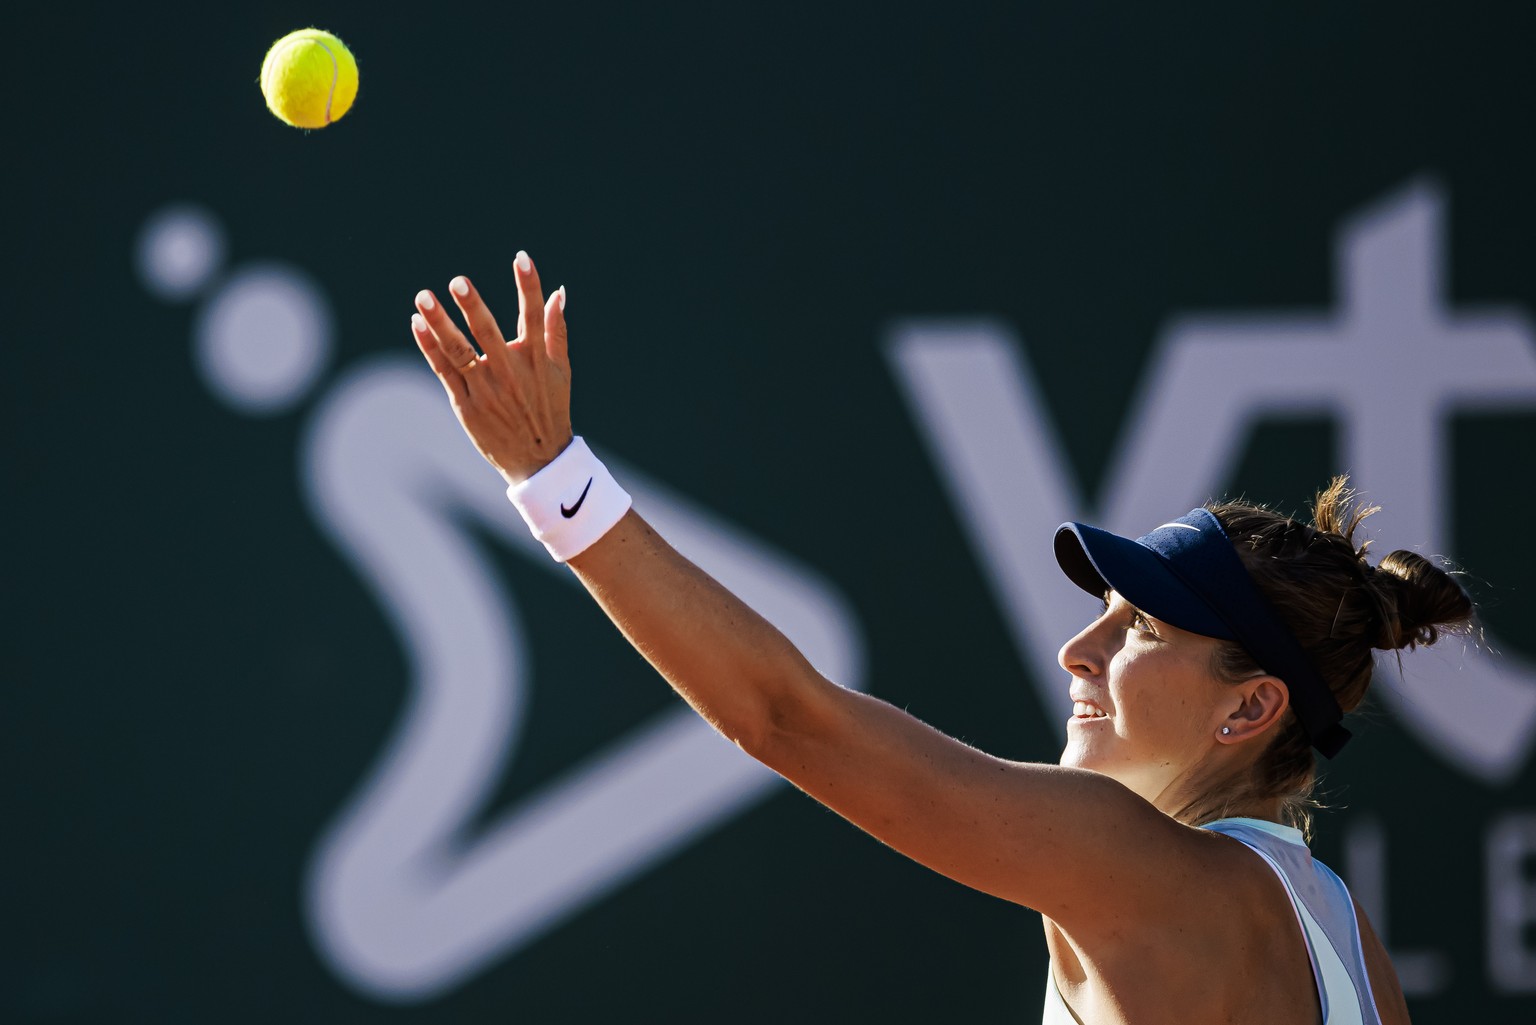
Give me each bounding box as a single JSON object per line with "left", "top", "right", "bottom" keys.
{"left": 194, "top": 263, "right": 333, "bottom": 415}
{"left": 136, "top": 204, "right": 226, "bottom": 301}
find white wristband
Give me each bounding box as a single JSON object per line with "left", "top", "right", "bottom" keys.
{"left": 506, "top": 436, "right": 632, "bottom": 562}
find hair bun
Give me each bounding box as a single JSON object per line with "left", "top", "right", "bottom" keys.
{"left": 1368, "top": 550, "right": 1475, "bottom": 650}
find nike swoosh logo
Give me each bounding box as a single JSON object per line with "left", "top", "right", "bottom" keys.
{"left": 561, "top": 478, "right": 594, "bottom": 519}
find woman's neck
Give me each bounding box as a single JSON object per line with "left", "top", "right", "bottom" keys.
{"left": 1151, "top": 767, "right": 1286, "bottom": 828}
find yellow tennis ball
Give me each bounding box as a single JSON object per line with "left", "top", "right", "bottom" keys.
{"left": 260, "top": 28, "right": 359, "bottom": 129}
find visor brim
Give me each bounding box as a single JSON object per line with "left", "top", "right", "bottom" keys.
{"left": 1053, "top": 522, "right": 1235, "bottom": 640}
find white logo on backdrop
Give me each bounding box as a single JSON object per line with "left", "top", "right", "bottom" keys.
{"left": 135, "top": 211, "right": 867, "bottom": 1001}
{"left": 137, "top": 176, "right": 1535, "bottom": 1003}
{"left": 887, "top": 179, "right": 1536, "bottom": 783}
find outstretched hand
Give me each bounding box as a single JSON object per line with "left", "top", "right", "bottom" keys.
{"left": 411, "top": 251, "right": 573, "bottom": 485}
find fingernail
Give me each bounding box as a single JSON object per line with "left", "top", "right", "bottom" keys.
{"left": 417, "top": 290, "right": 435, "bottom": 310}
{"left": 516, "top": 251, "right": 532, "bottom": 273}
{"left": 557, "top": 285, "right": 567, "bottom": 311}
{"left": 450, "top": 277, "right": 470, "bottom": 297}
{"left": 411, "top": 313, "right": 427, "bottom": 333}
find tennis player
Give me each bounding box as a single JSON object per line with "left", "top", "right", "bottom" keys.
{"left": 409, "top": 252, "right": 1471, "bottom": 1024}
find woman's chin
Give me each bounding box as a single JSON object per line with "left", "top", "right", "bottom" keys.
{"left": 1059, "top": 741, "right": 1132, "bottom": 788}
{"left": 1058, "top": 739, "right": 1098, "bottom": 771}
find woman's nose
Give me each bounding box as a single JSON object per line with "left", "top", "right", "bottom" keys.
{"left": 1058, "top": 619, "right": 1105, "bottom": 678}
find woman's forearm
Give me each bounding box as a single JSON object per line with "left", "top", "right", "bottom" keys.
{"left": 567, "top": 509, "right": 830, "bottom": 754}
{"left": 405, "top": 258, "right": 833, "bottom": 758}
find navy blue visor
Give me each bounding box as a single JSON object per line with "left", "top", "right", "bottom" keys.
{"left": 1054, "top": 508, "right": 1350, "bottom": 758}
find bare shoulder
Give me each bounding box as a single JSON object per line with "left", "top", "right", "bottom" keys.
{"left": 1045, "top": 827, "right": 1328, "bottom": 1025}
{"left": 1353, "top": 896, "right": 1412, "bottom": 1025}
{"left": 1047, "top": 826, "right": 1332, "bottom": 1025}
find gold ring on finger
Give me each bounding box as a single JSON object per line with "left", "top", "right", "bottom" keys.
{"left": 460, "top": 356, "right": 480, "bottom": 371}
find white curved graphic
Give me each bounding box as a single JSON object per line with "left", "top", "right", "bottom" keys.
{"left": 888, "top": 178, "right": 1536, "bottom": 782}
{"left": 300, "top": 359, "right": 866, "bottom": 1001}
{"left": 137, "top": 200, "right": 867, "bottom": 1003}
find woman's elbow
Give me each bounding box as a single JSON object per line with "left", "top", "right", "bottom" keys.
{"left": 739, "top": 668, "right": 847, "bottom": 770}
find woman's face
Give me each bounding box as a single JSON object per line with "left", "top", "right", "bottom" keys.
{"left": 1056, "top": 591, "right": 1234, "bottom": 808}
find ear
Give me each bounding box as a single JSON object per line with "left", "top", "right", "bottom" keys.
{"left": 1217, "top": 675, "right": 1290, "bottom": 745}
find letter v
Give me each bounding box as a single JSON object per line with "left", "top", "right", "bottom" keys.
{"left": 886, "top": 320, "right": 1085, "bottom": 732}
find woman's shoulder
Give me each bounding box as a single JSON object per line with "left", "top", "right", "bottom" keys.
{"left": 1042, "top": 808, "right": 1304, "bottom": 948}
{"left": 1197, "top": 818, "right": 1412, "bottom": 1025}
{"left": 1044, "top": 826, "right": 1320, "bottom": 1024}
{"left": 1185, "top": 817, "right": 1327, "bottom": 929}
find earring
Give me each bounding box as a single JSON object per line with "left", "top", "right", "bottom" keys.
{"left": 1221, "top": 727, "right": 1232, "bottom": 736}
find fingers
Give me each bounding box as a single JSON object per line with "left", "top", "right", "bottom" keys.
{"left": 544, "top": 286, "right": 568, "bottom": 366}
{"left": 412, "top": 251, "right": 557, "bottom": 391}
{"left": 446, "top": 276, "right": 512, "bottom": 369}
{"left": 513, "top": 250, "right": 546, "bottom": 356}
{"left": 416, "top": 288, "right": 480, "bottom": 366}
{"left": 412, "top": 294, "right": 473, "bottom": 401}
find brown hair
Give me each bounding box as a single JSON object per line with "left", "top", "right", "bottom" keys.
{"left": 1195, "top": 476, "right": 1476, "bottom": 837}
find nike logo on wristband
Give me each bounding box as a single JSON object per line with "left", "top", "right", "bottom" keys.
{"left": 561, "top": 478, "right": 594, "bottom": 519}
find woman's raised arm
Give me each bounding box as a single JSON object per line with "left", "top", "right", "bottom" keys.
{"left": 408, "top": 253, "right": 1209, "bottom": 927}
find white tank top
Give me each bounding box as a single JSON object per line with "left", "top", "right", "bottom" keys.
{"left": 1041, "top": 816, "right": 1382, "bottom": 1024}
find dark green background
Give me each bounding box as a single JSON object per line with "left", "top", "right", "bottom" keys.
{"left": 8, "top": 2, "right": 1535, "bottom": 1021}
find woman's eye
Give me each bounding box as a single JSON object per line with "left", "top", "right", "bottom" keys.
{"left": 1130, "top": 611, "right": 1156, "bottom": 635}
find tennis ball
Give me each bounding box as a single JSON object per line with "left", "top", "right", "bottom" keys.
{"left": 260, "top": 28, "right": 359, "bottom": 129}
